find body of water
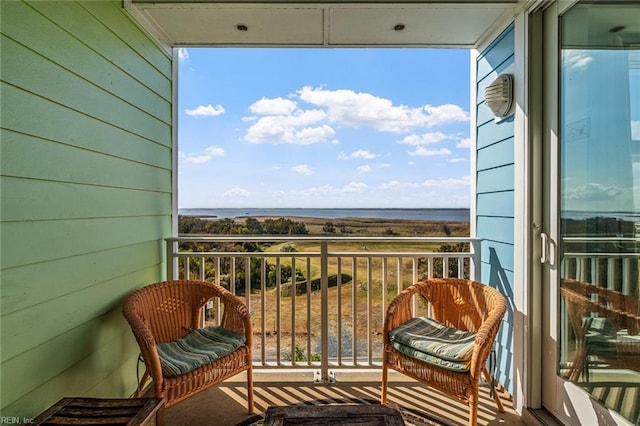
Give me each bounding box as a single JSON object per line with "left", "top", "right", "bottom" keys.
{"left": 179, "top": 208, "right": 470, "bottom": 222}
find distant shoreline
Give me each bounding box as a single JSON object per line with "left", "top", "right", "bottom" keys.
{"left": 179, "top": 207, "right": 470, "bottom": 222}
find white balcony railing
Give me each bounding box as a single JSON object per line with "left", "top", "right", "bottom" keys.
{"left": 561, "top": 236, "right": 639, "bottom": 294}
{"left": 166, "top": 236, "right": 481, "bottom": 382}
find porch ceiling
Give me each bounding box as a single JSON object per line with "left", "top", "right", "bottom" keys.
{"left": 126, "top": 1, "right": 518, "bottom": 48}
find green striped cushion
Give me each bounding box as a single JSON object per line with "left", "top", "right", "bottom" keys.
{"left": 156, "top": 326, "right": 246, "bottom": 377}
{"left": 389, "top": 317, "right": 476, "bottom": 372}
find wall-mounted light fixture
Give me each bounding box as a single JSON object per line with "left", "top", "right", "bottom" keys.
{"left": 485, "top": 73, "right": 513, "bottom": 118}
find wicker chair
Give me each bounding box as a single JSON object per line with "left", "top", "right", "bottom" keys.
{"left": 122, "top": 280, "right": 254, "bottom": 412}
{"left": 381, "top": 278, "right": 506, "bottom": 426}
{"left": 561, "top": 279, "right": 640, "bottom": 382}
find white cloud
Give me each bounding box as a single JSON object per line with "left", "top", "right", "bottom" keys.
{"left": 297, "top": 86, "right": 469, "bottom": 132}
{"left": 357, "top": 165, "right": 372, "bottom": 174}
{"left": 244, "top": 109, "right": 332, "bottom": 144}
{"left": 295, "top": 125, "right": 336, "bottom": 144}
{"left": 177, "top": 48, "right": 189, "bottom": 61}
{"left": 449, "top": 157, "right": 466, "bottom": 163}
{"left": 563, "top": 50, "right": 593, "bottom": 71}
{"left": 250, "top": 97, "right": 298, "bottom": 115}
{"left": 400, "top": 132, "right": 449, "bottom": 146}
{"left": 242, "top": 86, "right": 469, "bottom": 146}
{"left": 409, "top": 147, "right": 452, "bottom": 156}
{"left": 338, "top": 149, "right": 377, "bottom": 160}
{"left": 379, "top": 180, "right": 421, "bottom": 190}
{"left": 422, "top": 176, "right": 470, "bottom": 187}
{"left": 182, "top": 145, "right": 225, "bottom": 164}
{"left": 423, "top": 104, "right": 469, "bottom": 127}
{"left": 290, "top": 182, "right": 368, "bottom": 198}
{"left": 185, "top": 104, "right": 226, "bottom": 117}
{"left": 292, "top": 164, "right": 314, "bottom": 175}
{"left": 456, "top": 137, "right": 471, "bottom": 148}
{"left": 224, "top": 187, "right": 251, "bottom": 198}
{"left": 563, "top": 182, "right": 626, "bottom": 201}
{"left": 343, "top": 182, "right": 368, "bottom": 192}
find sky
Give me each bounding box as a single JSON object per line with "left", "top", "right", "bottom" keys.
{"left": 177, "top": 48, "right": 471, "bottom": 209}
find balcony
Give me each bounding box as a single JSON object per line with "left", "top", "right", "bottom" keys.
{"left": 157, "top": 236, "right": 527, "bottom": 425}
{"left": 167, "top": 236, "right": 482, "bottom": 374}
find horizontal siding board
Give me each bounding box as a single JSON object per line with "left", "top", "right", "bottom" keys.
{"left": 476, "top": 57, "right": 514, "bottom": 102}
{"left": 1, "top": 90, "right": 171, "bottom": 167}
{"left": 476, "top": 24, "right": 514, "bottom": 81}
{"left": 481, "top": 264, "right": 514, "bottom": 296}
{"left": 78, "top": 1, "right": 171, "bottom": 77}
{"left": 476, "top": 164, "right": 514, "bottom": 193}
{"left": 476, "top": 101, "right": 496, "bottom": 126}
{"left": 1, "top": 303, "right": 143, "bottom": 408}
{"left": 10, "top": 1, "right": 171, "bottom": 99}
{"left": 477, "top": 137, "right": 514, "bottom": 171}
{"left": 1, "top": 216, "right": 171, "bottom": 270}
{"left": 1, "top": 9, "right": 170, "bottom": 122}
{"left": 1, "top": 178, "right": 171, "bottom": 222}
{"left": 1, "top": 265, "right": 160, "bottom": 363}
{"left": 476, "top": 190, "right": 514, "bottom": 217}
{"left": 1, "top": 313, "right": 141, "bottom": 419}
{"left": 2, "top": 36, "right": 170, "bottom": 143}
{"left": 1, "top": 133, "right": 171, "bottom": 193}
{"left": 1, "top": 241, "right": 163, "bottom": 314}
{"left": 480, "top": 240, "right": 515, "bottom": 273}
{"left": 477, "top": 216, "right": 514, "bottom": 246}
{"left": 476, "top": 117, "right": 514, "bottom": 149}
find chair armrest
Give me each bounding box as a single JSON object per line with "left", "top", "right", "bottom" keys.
{"left": 469, "top": 289, "right": 506, "bottom": 378}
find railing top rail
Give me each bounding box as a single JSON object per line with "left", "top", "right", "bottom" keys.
{"left": 166, "top": 235, "right": 480, "bottom": 243}
{"left": 562, "top": 237, "right": 638, "bottom": 242}
{"left": 172, "top": 251, "right": 473, "bottom": 258}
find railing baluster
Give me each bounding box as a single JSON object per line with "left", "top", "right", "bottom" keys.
{"left": 231, "top": 257, "right": 236, "bottom": 295}
{"left": 261, "top": 257, "right": 266, "bottom": 365}
{"left": 291, "top": 256, "right": 296, "bottom": 366}
{"left": 166, "top": 236, "right": 481, "bottom": 372}
{"left": 306, "top": 257, "right": 312, "bottom": 366}
{"left": 337, "top": 257, "right": 342, "bottom": 365}
{"left": 320, "top": 242, "right": 329, "bottom": 378}
{"left": 351, "top": 257, "right": 357, "bottom": 366}
{"left": 367, "top": 257, "right": 373, "bottom": 365}
{"left": 276, "top": 257, "right": 282, "bottom": 365}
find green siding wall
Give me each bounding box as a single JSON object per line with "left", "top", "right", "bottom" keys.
{"left": 475, "top": 23, "right": 515, "bottom": 393}
{"left": 0, "top": 0, "right": 172, "bottom": 418}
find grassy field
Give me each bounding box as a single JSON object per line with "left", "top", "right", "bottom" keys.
{"left": 221, "top": 216, "right": 470, "bottom": 361}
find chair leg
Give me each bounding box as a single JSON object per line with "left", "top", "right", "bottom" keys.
{"left": 482, "top": 367, "right": 504, "bottom": 413}
{"left": 381, "top": 364, "right": 389, "bottom": 405}
{"left": 247, "top": 364, "right": 254, "bottom": 414}
{"left": 468, "top": 393, "right": 479, "bottom": 426}
{"left": 135, "top": 370, "right": 150, "bottom": 398}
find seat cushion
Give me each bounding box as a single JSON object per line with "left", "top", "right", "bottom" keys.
{"left": 389, "top": 317, "right": 476, "bottom": 372}
{"left": 156, "top": 326, "right": 246, "bottom": 377}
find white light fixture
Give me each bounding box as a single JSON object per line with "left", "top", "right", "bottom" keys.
{"left": 485, "top": 73, "right": 513, "bottom": 118}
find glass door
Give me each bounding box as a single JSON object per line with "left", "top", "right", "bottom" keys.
{"left": 542, "top": 1, "right": 640, "bottom": 424}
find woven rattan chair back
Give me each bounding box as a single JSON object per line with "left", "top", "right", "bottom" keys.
{"left": 381, "top": 278, "right": 506, "bottom": 426}
{"left": 123, "top": 280, "right": 254, "bottom": 411}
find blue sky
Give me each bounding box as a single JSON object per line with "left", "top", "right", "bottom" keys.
{"left": 177, "top": 48, "right": 471, "bottom": 209}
